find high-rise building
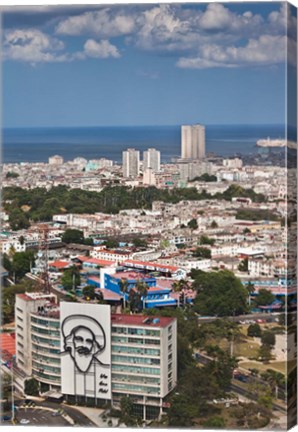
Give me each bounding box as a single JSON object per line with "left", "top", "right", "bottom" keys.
{"left": 14, "top": 296, "right": 177, "bottom": 420}
{"left": 15, "top": 292, "right": 61, "bottom": 391}
{"left": 143, "top": 148, "right": 161, "bottom": 172}
{"left": 181, "top": 124, "right": 205, "bottom": 159}
{"left": 122, "top": 148, "right": 140, "bottom": 178}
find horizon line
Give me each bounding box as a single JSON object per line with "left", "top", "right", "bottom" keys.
{"left": 3, "top": 123, "right": 286, "bottom": 130}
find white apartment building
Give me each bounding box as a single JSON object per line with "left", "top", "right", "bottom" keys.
{"left": 248, "top": 258, "right": 286, "bottom": 277}
{"left": 181, "top": 124, "right": 205, "bottom": 159}
{"left": 122, "top": 148, "right": 140, "bottom": 178}
{"left": 223, "top": 158, "right": 243, "bottom": 169}
{"left": 143, "top": 148, "right": 161, "bottom": 172}
{"left": 15, "top": 292, "right": 61, "bottom": 392}
{"left": 48, "top": 155, "right": 64, "bottom": 165}
{"left": 143, "top": 168, "right": 156, "bottom": 186}
{"left": 14, "top": 297, "right": 177, "bottom": 420}
{"left": 111, "top": 314, "right": 177, "bottom": 419}
{"left": 91, "top": 247, "right": 132, "bottom": 263}
{"left": 1, "top": 239, "right": 26, "bottom": 254}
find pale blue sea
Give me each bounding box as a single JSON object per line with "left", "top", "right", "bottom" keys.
{"left": 2, "top": 124, "right": 286, "bottom": 164}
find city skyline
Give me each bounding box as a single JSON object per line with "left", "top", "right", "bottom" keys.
{"left": 3, "top": 2, "right": 293, "bottom": 128}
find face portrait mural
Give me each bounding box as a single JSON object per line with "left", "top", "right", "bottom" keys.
{"left": 60, "top": 304, "right": 112, "bottom": 400}
{"left": 62, "top": 315, "right": 109, "bottom": 373}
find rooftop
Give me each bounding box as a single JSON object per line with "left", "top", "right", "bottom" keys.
{"left": 111, "top": 313, "right": 175, "bottom": 328}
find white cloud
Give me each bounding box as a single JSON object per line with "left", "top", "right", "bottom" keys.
{"left": 177, "top": 34, "right": 287, "bottom": 69}
{"left": 3, "top": 29, "right": 68, "bottom": 63}
{"left": 56, "top": 8, "right": 135, "bottom": 37}
{"left": 82, "top": 39, "right": 120, "bottom": 59}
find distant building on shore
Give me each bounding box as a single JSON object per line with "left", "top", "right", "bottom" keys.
{"left": 122, "top": 148, "right": 140, "bottom": 178}
{"left": 143, "top": 148, "right": 161, "bottom": 172}
{"left": 181, "top": 124, "right": 205, "bottom": 160}
{"left": 49, "top": 155, "right": 64, "bottom": 165}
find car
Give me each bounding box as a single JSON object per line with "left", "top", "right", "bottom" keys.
{"left": 20, "top": 419, "right": 30, "bottom": 425}
{"left": 1, "top": 415, "right": 11, "bottom": 421}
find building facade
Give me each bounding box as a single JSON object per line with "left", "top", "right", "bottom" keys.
{"left": 48, "top": 155, "right": 64, "bottom": 165}
{"left": 181, "top": 124, "right": 205, "bottom": 160}
{"left": 15, "top": 292, "right": 61, "bottom": 392}
{"left": 143, "top": 148, "right": 161, "bottom": 172}
{"left": 14, "top": 296, "right": 177, "bottom": 420}
{"left": 122, "top": 148, "right": 140, "bottom": 178}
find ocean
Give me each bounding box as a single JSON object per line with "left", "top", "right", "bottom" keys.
{"left": 2, "top": 124, "right": 285, "bottom": 164}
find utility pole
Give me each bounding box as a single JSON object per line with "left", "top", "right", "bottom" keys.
{"left": 11, "top": 372, "right": 14, "bottom": 424}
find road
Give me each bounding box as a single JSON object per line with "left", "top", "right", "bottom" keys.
{"left": 230, "top": 382, "right": 286, "bottom": 414}
{"left": 197, "top": 312, "right": 278, "bottom": 324}
{"left": 194, "top": 352, "right": 287, "bottom": 414}
{"left": 14, "top": 399, "right": 95, "bottom": 427}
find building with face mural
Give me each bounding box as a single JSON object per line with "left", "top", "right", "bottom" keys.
{"left": 14, "top": 293, "right": 177, "bottom": 420}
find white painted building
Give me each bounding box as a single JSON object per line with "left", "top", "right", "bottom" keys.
{"left": 15, "top": 292, "right": 61, "bottom": 391}
{"left": 181, "top": 124, "right": 205, "bottom": 159}
{"left": 91, "top": 247, "right": 132, "bottom": 263}
{"left": 1, "top": 239, "right": 26, "bottom": 254}
{"left": 122, "top": 148, "right": 140, "bottom": 178}
{"left": 143, "top": 148, "right": 161, "bottom": 172}
{"left": 48, "top": 155, "right": 64, "bottom": 165}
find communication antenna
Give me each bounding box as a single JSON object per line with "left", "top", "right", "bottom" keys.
{"left": 37, "top": 224, "right": 51, "bottom": 294}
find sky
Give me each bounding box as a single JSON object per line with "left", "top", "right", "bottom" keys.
{"left": 2, "top": 2, "right": 297, "bottom": 127}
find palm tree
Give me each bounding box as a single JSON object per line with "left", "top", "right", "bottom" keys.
{"left": 119, "top": 278, "right": 129, "bottom": 310}
{"left": 135, "top": 280, "right": 148, "bottom": 310}
{"left": 246, "top": 282, "right": 255, "bottom": 307}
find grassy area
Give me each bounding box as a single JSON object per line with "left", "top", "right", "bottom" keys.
{"left": 217, "top": 337, "right": 260, "bottom": 359}
{"left": 239, "top": 359, "right": 294, "bottom": 375}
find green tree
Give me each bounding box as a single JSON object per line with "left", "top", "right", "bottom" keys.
{"left": 6, "top": 171, "right": 19, "bottom": 178}
{"left": 62, "top": 229, "right": 84, "bottom": 244}
{"left": 246, "top": 282, "right": 255, "bottom": 307}
{"left": 132, "top": 238, "right": 147, "bottom": 248}
{"left": 119, "top": 396, "right": 140, "bottom": 426}
{"left": 119, "top": 279, "right": 129, "bottom": 310}
{"left": 12, "top": 250, "right": 35, "bottom": 279}
{"left": 82, "top": 285, "right": 96, "bottom": 300}
{"left": 25, "top": 378, "right": 39, "bottom": 396}
{"left": 199, "top": 235, "right": 215, "bottom": 246}
{"left": 61, "top": 266, "right": 81, "bottom": 291}
{"left": 193, "top": 270, "right": 248, "bottom": 316}
{"left": 255, "top": 289, "right": 275, "bottom": 306}
{"left": 187, "top": 218, "right": 198, "bottom": 230}
{"left": 258, "top": 344, "right": 273, "bottom": 363}
{"left": 2, "top": 253, "right": 13, "bottom": 274}
{"left": 193, "top": 247, "right": 211, "bottom": 259}
{"left": 135, "top": 280, "right": 148, "bottom": 310}
{"left": 210, "top": 220, "right": 218, "bottom": 228}
{"left": 9, "top": 208, "right": 30, "bottom": 230}
{"left": 104, "top": 238, "right": 118, "bottom": 249}
{"left": 238, "top": 257, "right": 249, "bottom": 272}
{"left": 261, "top": 331, "right": 276, "bottom": 348}
{"left": 247, "top": 323, "right": 262, "bottom": 338}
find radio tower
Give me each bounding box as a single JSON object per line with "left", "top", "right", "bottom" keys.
{"left": 37, "top": 224, "right": 51, "bottom": 294}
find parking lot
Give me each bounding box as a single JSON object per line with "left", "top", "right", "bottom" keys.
{"left": 15, "top": 407, "right": 70, "bottom": 427}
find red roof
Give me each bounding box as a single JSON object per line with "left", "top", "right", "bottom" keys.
{"left": 83, "top": 257, "right": 116, "bottom": 267}
{"left": 96, "top": 288, "right": 122, "bottom": 301}
{"left": 0, "top": 333, "right": 16, "bottom": 357}
{"left": 49, "top": 260, "right": 71, "bottom": 269}
{"left": 111, "top": 314, "right": 175, "bottom": 328}
{"left": 17, "top": 293, "right": 34, "bottom": 302}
